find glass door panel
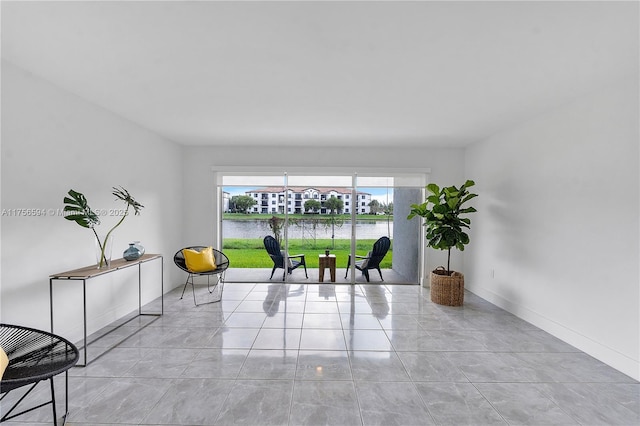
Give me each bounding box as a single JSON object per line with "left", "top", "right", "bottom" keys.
{"left": 351, "top": 178, "right": 394, "bottom": 284}
{"left": 353, "top": 175, "right": 424, "bottom": 285}
{"left": 286, "top": 174, "right": 353, "bottom": 283}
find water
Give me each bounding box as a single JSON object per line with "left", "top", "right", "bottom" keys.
{"left": 223, "top": 219, "right": 393, "bottom": 240}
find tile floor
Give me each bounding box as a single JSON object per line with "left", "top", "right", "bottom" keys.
{"left": 2, "top": 282, "right": 638, "bottom": 425}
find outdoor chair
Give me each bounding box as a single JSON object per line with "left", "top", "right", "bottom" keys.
{"left": 1, "top": 324, "right": 79, "bottom": 424}
{"left": 344, "top": 236, "right": 391, "bottom": 282}
{"left": 174, "top": 246, "right": 229, "bottom": 306}
{"left": 263, "top": 235, "right": 308, "bottom": 281}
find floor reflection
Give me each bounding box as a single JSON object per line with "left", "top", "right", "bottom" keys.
{"left": 29, "top": 282, "right": 633, "bottom": 426}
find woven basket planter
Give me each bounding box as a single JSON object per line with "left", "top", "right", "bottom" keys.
{"left": 430, "top": 268, "right": 464, "bottom": 306}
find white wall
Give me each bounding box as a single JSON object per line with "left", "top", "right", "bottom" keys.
{"left": 465, "top": 76, "right": 640, "bottom": 380}
{"left": 181, "top": 145, "right": 466, "bottom": 278}
{"left": 0, "top": 61, "right": 184, "bottom": 342}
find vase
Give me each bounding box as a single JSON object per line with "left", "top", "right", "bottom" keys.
{"left": 430, "top": 268, "right": 464, "bottom": 306}
{"left": 123, "top": 243, "right": 142, "bottom": 261}
{"left": 95, "top": 234, "right": 114, "bottom": 269}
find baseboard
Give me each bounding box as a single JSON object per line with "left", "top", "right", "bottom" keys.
{"left": 467, "top": 286, "right": 639, "bottom": 382}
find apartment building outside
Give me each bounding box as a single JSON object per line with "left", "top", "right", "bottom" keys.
{"left": 244, "top": 187, "right": 371, "bottom": 215}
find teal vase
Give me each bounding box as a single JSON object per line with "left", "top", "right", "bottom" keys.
{"left": 123, "top": 243, "right": 142, "bottom": 261}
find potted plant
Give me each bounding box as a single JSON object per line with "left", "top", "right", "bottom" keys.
{"left": 408, "top": 180, "right": 477, "bottom": 306}
{"left": 63, "top": 187, "right": 144, "bottom": 268}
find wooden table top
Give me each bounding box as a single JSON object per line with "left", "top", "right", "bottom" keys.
{"left": 50, "top": 254, "right": 162, "bottom": 279}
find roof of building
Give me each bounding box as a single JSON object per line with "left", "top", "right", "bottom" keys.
{"left": 246, "top": 187, "right": 370, "bottom": 195}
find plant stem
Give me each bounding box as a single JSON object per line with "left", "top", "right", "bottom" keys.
{"left": 447, "top": 248, "right": 451, "bottom": 275}
{"left": 93, "top": 228, "right": 107, "bottom": 268}
{"left": 100, "top": 204, "right": 130, "bottom": 267}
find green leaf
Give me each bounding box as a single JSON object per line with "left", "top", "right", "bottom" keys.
{"left": 447, "top": 197, "right": 459, "bottom": 209}
{"left": 426, "top": 183, "right": 440, "bottom": 195}
{"left": 112, "top": 186, "right": 144, "bottom": 215}
{"left": 444, "top": 186, "right": 459, "bottom": 197}
{"left": 63, "top": 189, "right": 100, "bottom": 228}
{"left": 461, "top": 193, "right": 478, "bottom": 204}
{"left": 460, "top": 232, "right": 470, "bottom": 244}
{"left": 427, "top": 195, "right": 440, "bottom": 205}
{"left": 432, "top": 204, "right": 448, "bottom": 215}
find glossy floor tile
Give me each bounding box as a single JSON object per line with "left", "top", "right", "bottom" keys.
{"left": 2, "top": 283, "right": 638, "bottom": 425}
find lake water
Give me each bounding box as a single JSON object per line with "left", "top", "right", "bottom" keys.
{"left": 223, "top": 219, "right": 393, "bottom": 240}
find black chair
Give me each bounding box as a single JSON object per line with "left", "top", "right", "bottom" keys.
{"left": 344, "top": 236, "right": 391, "bottom": 282}
{"left": 0, "top": 324, "right": 79, "bottom": 425}
{"left": 263, "top": 236, "right": 308, "bottom": 281}
{"left": 174, "top": 246, "right": 229, "bottom": 306}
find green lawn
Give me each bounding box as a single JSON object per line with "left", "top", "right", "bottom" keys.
{"left": 222, "top": 238, "right": 392, "bottom": 268}
{"left": 223, "top": 213, "right": 392, "bottom": 222}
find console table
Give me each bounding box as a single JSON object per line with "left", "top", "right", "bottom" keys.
{"left": 49, "top": 254, "right": 163, "bottom": 366}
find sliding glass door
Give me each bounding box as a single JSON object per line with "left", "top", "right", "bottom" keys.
{"left": 217, "top": 169, "right": 425, "bottom": 285}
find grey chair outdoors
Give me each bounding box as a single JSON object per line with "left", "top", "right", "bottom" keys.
{"left": 263, "top": 235, "right": 308, "bottom": 281}
{"left": 344, "top": 236, "right": 391, "bottom": 282}
{"left": 174, "top": 246, "right": 229, "bottom": 306}
{"left": 0, "top": 323, "right": 79, "bottom": 425}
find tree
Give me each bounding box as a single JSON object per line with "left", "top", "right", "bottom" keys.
{"left": 323, "top": 196, "right": 344, "bottom": 248}
{"left": 267, "top": 216, "right": 284, "bottom": 244}
{"left": 368, "top": 199, "right": 381, "bottom": 214}
{"left": 304, "top": 199, "right": 321, "bottom": 213}
{"left": 231, "top": 195, "right": 257, "bottom": 213}
{"left": 324, "top": 196, "right": 343, "bottom": 214}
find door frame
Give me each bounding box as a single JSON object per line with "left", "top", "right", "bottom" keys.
{"left": 213, "top": 166, "right": 431, "bottom": 285}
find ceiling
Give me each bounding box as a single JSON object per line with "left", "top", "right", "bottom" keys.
{"left": 1, "top": 1, "right": 638, "bottom": 148}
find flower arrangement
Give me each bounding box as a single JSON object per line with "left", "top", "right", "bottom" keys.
{"left": 63, "top": 187, "right": 144, "bottom": 267}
